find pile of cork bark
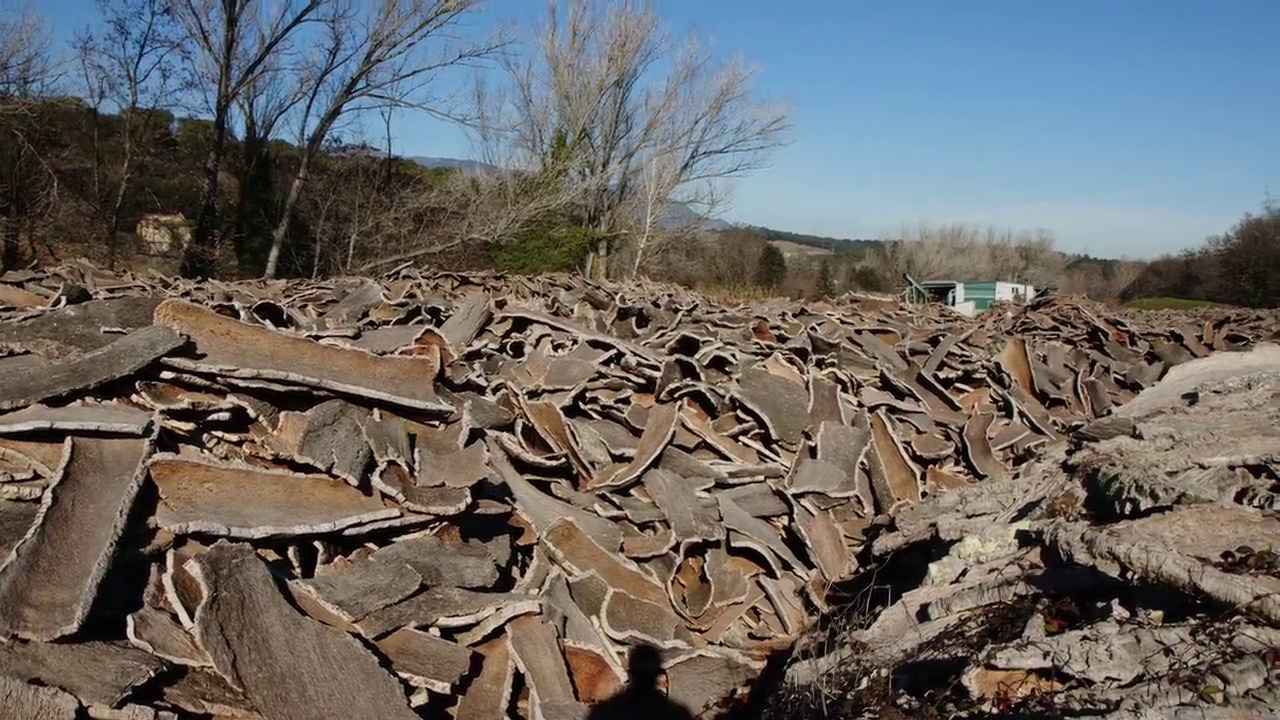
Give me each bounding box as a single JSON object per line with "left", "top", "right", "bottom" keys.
{"left": 767, "top": 345, "right": 1280, "bottom": 719}
{"left": 0, "top": 260, "right": 1276, "bottom": 720}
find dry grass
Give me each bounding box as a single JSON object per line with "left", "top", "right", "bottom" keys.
{"left": 699, "top": 283, "right": 784, "bottom": 303}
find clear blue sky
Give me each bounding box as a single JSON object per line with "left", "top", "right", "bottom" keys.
{"left": 41, "top": 0, "right": 1280, "bottom": 258}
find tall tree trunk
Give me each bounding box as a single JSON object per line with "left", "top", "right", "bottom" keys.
{"left": 181, "top": 6, "right": 239, "bottom": 279}
{"left": 181, "top": 105, "right": 229, "bottom": 278}
{"left": 263, "top": 151, "right": 312, "bottom": 278}
{"left": 1, "top": 216, "right": 19, "bottom": 271}
{"left": 105, "top": 141, "right": 135, "bottom": 269}
{"left": 233, "top": 128, "right": 274, "bottom": 273}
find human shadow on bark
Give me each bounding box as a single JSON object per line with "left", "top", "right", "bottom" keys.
{"left": 586, "top": 643, "right": 694, "bottom": 720}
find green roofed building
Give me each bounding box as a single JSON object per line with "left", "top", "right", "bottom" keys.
{"left": 902, "top": 276, "right": 1040, "bottom": 316}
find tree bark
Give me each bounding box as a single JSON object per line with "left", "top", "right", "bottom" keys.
{"left": 181, "top": 0, "right": 237, "bottom": 282}
{"left": 181, "top": 109, "right": 228, "bottom": 278}
{"left": 263, "top": 151, "right": 311, "bottom": 278}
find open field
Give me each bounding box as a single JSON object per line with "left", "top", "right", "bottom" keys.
{"left": 0, "top": 263, "right": 1277, "bottom": 719}
{"left": 1127, "top": 296, "right": 1223, "bottom": 310}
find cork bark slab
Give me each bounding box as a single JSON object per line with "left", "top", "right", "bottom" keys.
{"left": 0, "top": 433, "right": 153, "bottom": 640}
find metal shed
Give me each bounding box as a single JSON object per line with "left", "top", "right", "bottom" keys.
{"left": 903, "top": 276, "right": 1037, "bottom": 316}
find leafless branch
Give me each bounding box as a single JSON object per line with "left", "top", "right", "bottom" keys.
{"left": 0, "top": 1, "right": 55, "bottom": 98}
{"left": 260, "top": 0, "right": 504, "bottom": 278}
{"left": 871, "top": 221, "right": 1065, "bottom": 287}
{"left": 474, "top": 0, "right": 791, "bottom": 278}
{"left": 167, "top": 0, "right": 323, "bottom": 276}
{"left": 73, "top": 0, "right": 188, "bottom": 266}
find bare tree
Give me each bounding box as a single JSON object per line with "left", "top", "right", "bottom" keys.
{"left": 478, "top": 0, "right": 790, "bottom": 279}
{"left": 0, "top": 2, "right": 58, "bottom": 269}
{"left": 74, "top": 0, "right": 187, "bottom": 267}
{"left": 0, "top": 1, "right": 54, "bottom": 98}
{"left": 168, "top": 0, "right": 322, "bottom": 277}
{"left": 871, "top": 221, "right": 1064, "bottom": 288}
{"left": 259, "top": 0, "right": 501, "bottom": 278}
{"left": 228, "top": 47, "right": 305, "bottom": 267}
{"left": 349, "top": 162, "right": 588, "bottom": 275}
{"left": 627, "top": 154, "right": 677, "bottom": 278}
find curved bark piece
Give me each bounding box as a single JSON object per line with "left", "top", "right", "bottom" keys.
{"left": 154, "top": 299, "right": 452, "bottom": 413}
{"left": 0, "top": 325, "right": 183, "bottom": 411}
{"left": 417, "top": 439, "right": 490, "bottom": 488}
{"left": 0, "top": 433, "right": 153, "bottom": 641}
{"left": 187, "top": 541, "right": 421, "bottom": 720}
{"left": 0, "top": 674, "right": 80, "bottom": 719}
{"left": 962, "top": 411, "right": 1007, "bottom": 481}
{"left": 642, "top": 468, "right": 724, "bottom": 543}
{"left": 0, "top": 639, "right": 167, "bottom": 707}
{"left": 997, "top": 336, "right": 1035, "bottom": 396}
{"left": 355, "top": 586, "right": 541, "bottom": 639}
{"left": 543, "top": 572, "right": 625, "bottom": 701}
{"left": 489, "top": 437, "right": 623, "bottom": 551}
{"left": 374, "top": 628, "right": 474, "bottom": 693}
{"left": 508, "top": 615, "right": 584, "bottom": 719}
{"left": 718, "top": 496, "right": 805, "bottom": 573}
{"left": 0, "top": 283, "right": 47, "bottom": 309}
{"left": 149, "top": 454, "right": 398, "bottom": 539}
{"left": 496, "top": 307, "right": 661, "bottom": 365}
{"left": 600, "top": 587, "right": 691, "bottom": 649}
{"left": 590, "top": 402, "right": 679, "bottom": 490}
{"left": 542, "top": 518, "right": 668, "bottom": 606}
{"left": 0, "top": 403, "right": 154, "bottom": 436}
{"left": 438, "top": 290, "right": 492, "bottom": 355}
{"left": 793, "top": 500, "right": 852, "bottom": 583}
{"left": 665, "top": 649, "right": 762, "bottom": 719}
{"left": 157, "top": 666, "right": 261, "bottom": 719}
{"left": 806, "top": 372, "right": 845, "bottom": 426}
{"left": 524, "top": 399, "right": 593, "bottom": 483}
{"left": 0, "top": 297, "right": 162, "bottom": 358}
{"left": 866, "top": 410, "right": 921, "bottom": 512}
{"left": 127, "top": 604, "right": 210, "bottom": 667}
{"left": 736, "top": 365, "right": 810, "bottom": 449}
{"left": 455, "top": 636, "right": 515, "bottom": 720}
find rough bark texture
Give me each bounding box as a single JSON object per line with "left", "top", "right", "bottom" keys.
{"left": 0, "top": 263, "right": 1277, "bottom": 719}
{"left": 188, "top": 541, "right": 421, "bottom": 720}
{"left": 0, "top": 432, "right": 154, "bottom": 640}
{"left": 768, "top": 347, "right": 1280, "bottom": 719}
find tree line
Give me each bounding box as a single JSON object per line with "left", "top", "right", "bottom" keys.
{"left": 0, "top": 0, "right": 789, "bottom": 280}
{"left": 1, "top": 0, "right": 1274, "bottom": 309}
{"left": 1119, "top": 202, "right": 1279, "bottom": 309}
{"left": 692, "top": 214, "right": 1276, "bottom": 309}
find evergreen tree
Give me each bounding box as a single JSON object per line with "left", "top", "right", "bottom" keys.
{"left": 816, "top": 259, "right": 835, "bottom": 298}
{"left": 755, "top": 244, "right": 786, "bottom": 288}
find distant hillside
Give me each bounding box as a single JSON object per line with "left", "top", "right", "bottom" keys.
{"left": 658, "top": 201, "right": 733, "bottom": 231}
{"left": 407, "top": 156, "right": 497, "bottom": 175}
{"left": 721, "top": 225, "right": 885, "bottom": 257}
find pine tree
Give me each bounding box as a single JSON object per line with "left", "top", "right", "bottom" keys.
{"left": 755, "top": 245, "right": 786, "bottom": 288}
{"left": 816, "top": 259, "right": 835, "bottom": 298}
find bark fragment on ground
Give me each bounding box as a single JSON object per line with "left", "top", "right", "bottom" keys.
{"left": 0, "top": 326, "right": 182, "bottom": 411}
{"left": 187, "top": 541, "right": 422, "bottom": 720}
{"left": 0, "top": 673, "right": 81, "bottom": 719}
{"left": 1, "top": 263, "right": 1277, "bottom": 719}
{"left": 154, "top": 299, "right": 452, "bottom": 413}
{"left": 767, "top": 346, "right": 1280, "bottom": 720}
{"left": 149, "top": 454, "right": 398, "bottom": 538}
{"left": 0, "top": 639, "right": 166, "bottom": 707}
{"left": 0, "top": 433, "right": 153, "bottom": 641}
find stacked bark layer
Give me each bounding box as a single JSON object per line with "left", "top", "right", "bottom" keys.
{"left": 0, "top": 261, "right": 1276, "bottom": 720}
{"left": 771, "top": 345, "right": 1280, "bottom": 719}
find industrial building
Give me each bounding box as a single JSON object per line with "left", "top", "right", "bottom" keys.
{"left": 903, "top": 276, "right": 1040, "bottom": 316}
